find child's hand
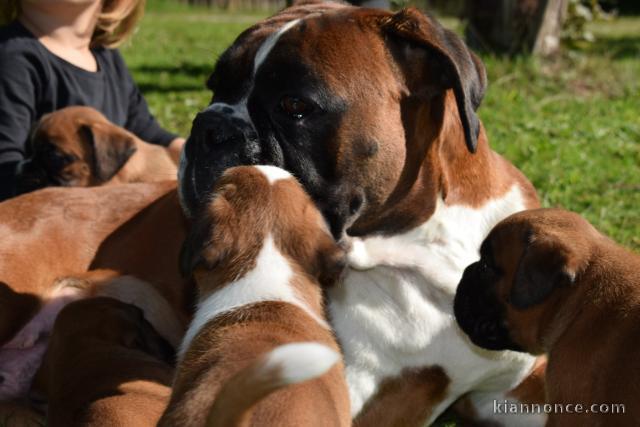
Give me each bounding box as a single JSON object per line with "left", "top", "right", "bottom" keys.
{"left": 168, "top": 138, "right": 186, "bottom": 165}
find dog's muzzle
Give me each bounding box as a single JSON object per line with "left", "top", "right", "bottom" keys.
{"left": 178, "top": 108, "right": 260, "bottom": 217}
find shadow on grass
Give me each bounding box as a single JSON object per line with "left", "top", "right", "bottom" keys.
{"left": 138, "top": 82, "right": 207, "bottom": 92}
{"left": 583, "top": 35, "right": 640, "bottom": 59}
{"left": 131, "top": 63, "right": 214, "bottom": 76}
{"left": 132, "top": 63, "right": 213, "bottom": 93}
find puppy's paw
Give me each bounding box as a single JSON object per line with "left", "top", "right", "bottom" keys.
{"left": 0, "top": 340, "right": 48, "bottom": 401}
{"left": 2, "top": 325, "right": 41, "bottom": 350}
{"left": 3, "top": 282, "right": 84, "bottom": 350}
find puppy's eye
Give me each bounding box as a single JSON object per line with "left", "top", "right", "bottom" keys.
{"left": 45, "top": 149, "right": 72, "bottom": 169}
{"left": 279, "top": 96, "right": 312, "bottom": 119}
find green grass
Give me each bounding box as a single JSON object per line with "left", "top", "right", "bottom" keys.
{"left": 122, "top": 11, "right": 640, "bottom": 251}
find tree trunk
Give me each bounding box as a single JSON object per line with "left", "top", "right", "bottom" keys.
{"left": 465, "top": 0, "right": 568, "bottom": 56}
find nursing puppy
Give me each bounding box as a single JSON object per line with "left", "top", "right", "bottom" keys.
{"left": 34, "top": 297, "right": 174, "bottom": 427}
{"left": 455, "top": 208, "right": 640, "bottom": 426}
{"left": 161, "top": 165, "right": 350, "bottom": 427}
{"left": 17, "top": 106, "right": 178, "bottom": 193}
{"left": 0, "top": 182, "right": 190, "bottom": 400}
{"left": 0, "top": 270, "right": 184, "bottom": 402}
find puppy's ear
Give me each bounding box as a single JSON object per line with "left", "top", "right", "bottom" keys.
{"left": 510, "top": 240, "right": 577, "bottom": 309}
{"left": 379, "top": 8, "right": 487, "bottom": 153}
{"left": 179, "top": 186, "right": 237, "bottom": 277}
{"left": 80, "top": 122, "right": 137, "bottom": 182}
{"left": 179, "top": 220, "right": 212, "bottom": 278}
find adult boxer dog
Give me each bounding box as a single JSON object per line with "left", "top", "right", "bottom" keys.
{"left": 33, "top": 297, "right": 174, "bottom": 427}
{"left": 16, "top": 106, "right": 178, "bottom": 193}
{"left": 178, "top": 1, "right": 543, "bottom": 425}
{"left": 161, "top": 165, "right": 350, "bottom": 427}
{"left": 0, "top": 182, "right": 191, "bottom": 400}
{"left": 455, "top": 208, "right": 640, "bottom": 426}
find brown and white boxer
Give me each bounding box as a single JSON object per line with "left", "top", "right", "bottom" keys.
{"left": 16, "top": 106, "right": 178, "bottom": 193}
{"left": 178, "top": 1, "right": 542, "bottom": 425}
{"left": 33, "top": 297, "right": 174, "bottom": 427}
{"left": 454, "top": 208, "right": 640, "bottom": 426}
{"left": 161, "top": 165, "right": 350, "bottom": 427}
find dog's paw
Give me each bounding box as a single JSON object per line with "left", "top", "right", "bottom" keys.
{"left": 346, "top": 239, "right": 378, "bottom": 270}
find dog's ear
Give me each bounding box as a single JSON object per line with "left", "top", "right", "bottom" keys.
{"left": 379, "top": 8, "right": 487, "bottom": 153}
{"left": 179, "top": 185, "right": 238, "bottom": 277}
{"left": 80, "top": 122, "right": 137, "bottom": 182}
{"left": 510, "top": 239, "right": 577, "bottom": 309}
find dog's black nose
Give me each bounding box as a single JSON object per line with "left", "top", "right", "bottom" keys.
{"left": 191, "top": 110, "right": 247, "bottom": 155}
{"left": 180, "top": 107, "right": 262, "bottom": 213}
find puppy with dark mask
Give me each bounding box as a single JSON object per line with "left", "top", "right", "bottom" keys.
{"left": 33, "top": 297, "right": 175, "bottom": 427}
{"left": 16, "top": 106, "right": 177, "bottom": 193}
{"left": 455, "top": 208, "right": 640, "bottom": 426}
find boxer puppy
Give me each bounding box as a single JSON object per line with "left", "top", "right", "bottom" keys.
{"left": 160, "top": 165, "right": 350, "bottom": 427}
{"left": 16, "top": 106, "right": 178, "bottom": 193}
{"left": 455, "top": 208, "right": 640, "bottom": 426}
{"left": 0, "top": 182, "right": 191, "bottom": 400}
{"left": 0, "top": 270, "right": 184, "bottom": 401}
{"left": 33, "top": 297, "right": 174, "bottom": 427}
{"left": 178, "top": 2, "right": 541, "bottom": 424}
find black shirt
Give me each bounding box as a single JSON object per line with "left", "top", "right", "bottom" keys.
{"left": 0, "top": 21, "right": 177, "bottom": 200}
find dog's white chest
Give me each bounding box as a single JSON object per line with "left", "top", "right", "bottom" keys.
{"left": 328, "top": 186, "right": 537, "bottom": 420}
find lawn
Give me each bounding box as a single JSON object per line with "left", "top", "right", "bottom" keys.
{"left": 121, "top": 7, "right": 640, "bottom": 251}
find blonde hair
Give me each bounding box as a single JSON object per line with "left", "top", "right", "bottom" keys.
{"left": 93, "top": 0, "right": 146, "bottom": 48}
{"left": 1, "top": 0, "right": 20, "bottom": 25}
{"left": 1, "top": 0, "right": 145, "bottom": 48}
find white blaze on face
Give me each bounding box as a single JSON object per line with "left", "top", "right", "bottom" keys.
{"left": 253, "top": 19, "right": 301, "bottom": 74}
{"left": 178, "top": 18, "right": 301, "bottom": 216}
{"left": 200, "top": 18, "right": 302, "bottom": 127}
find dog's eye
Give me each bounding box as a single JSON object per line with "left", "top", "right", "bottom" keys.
{"left": 279, "top": 96, "right": 312, "bottom": 119}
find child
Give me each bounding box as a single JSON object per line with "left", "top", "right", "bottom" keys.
{"left": 0, "top": 0, "right": 185, "bottom": 201}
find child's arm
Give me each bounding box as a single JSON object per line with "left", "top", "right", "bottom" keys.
{"left": 113, "top": 51, "right": 178, "bottom": 148}
{"left": 0, "top": 49, "right": 42, "bottom": 201}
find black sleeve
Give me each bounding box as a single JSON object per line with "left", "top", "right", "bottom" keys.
{"left": 0, "top": 50, "right": 41, "bottom": 201}
{"left": 0, "top": 161, "right": 19, "bottom": 201}
{"left": 115, "top": 51, "right": 177, "bottom": 147}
